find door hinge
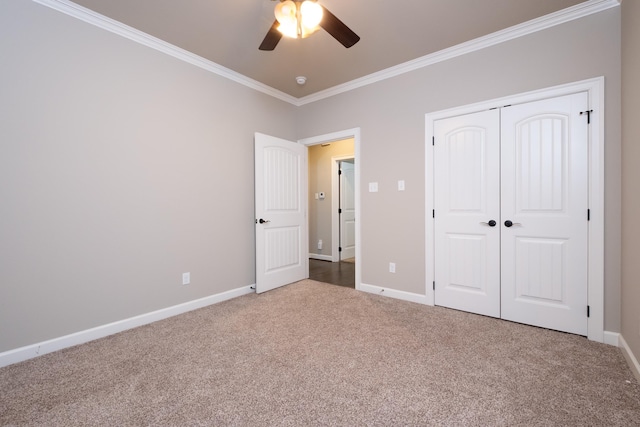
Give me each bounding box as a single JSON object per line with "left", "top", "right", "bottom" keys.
{"left": 338, "top": 169, "right": 342, "bottom": 175}
{"left": 587, "top": 305, "right": 590, "bottom": 318}
{"left": 339, "top": 208, "right": 342, "bottom": 214}
{"left": 433, "top": 281, "right": 435, "bottom": 291}
{"left": 587, "top": 209, "right": 590, "bottom": 221}
{"left": 339, "top": 247, "right": 342, "bottom": 252}
{"left": 432, "top": 136, "right": 435, "bottom": 146}
{"left": 432, "top": 209, "right": 435, "bottom": 218}
{"left": 580, "top": 109, "right": 594, "bottom": 124}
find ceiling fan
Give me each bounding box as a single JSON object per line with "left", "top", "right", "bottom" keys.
{"left": 259, "top": 0, "right": 360, "bottom": 51}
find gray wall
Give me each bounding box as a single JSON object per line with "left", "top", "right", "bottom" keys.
{"left": 308, "top": 139, "right": 355, "bottom": 257}
{"left": 621, "top": 0, "right": 640, "bottom": 368}
{"left": 295, "top": 8, "right": 622, "bottom": 332}
{"left": 0, "top": 0, "right": 296, "bottom": 352}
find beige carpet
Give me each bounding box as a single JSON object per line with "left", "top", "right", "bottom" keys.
{"left": 1, "top": 280, "right": 639, "bottom": 426}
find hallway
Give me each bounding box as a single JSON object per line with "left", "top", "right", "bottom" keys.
{"left": 308, "top": 259, "right": 355, "bottom": 288}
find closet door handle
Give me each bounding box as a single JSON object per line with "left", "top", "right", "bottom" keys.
{"left": 258, "top": 218, "right": 271, "bottom": 224}
{"left": 504, "top": 220, "right": 521, "bottom": 227}
{"left": 480, "top": 220, "right": 497, "bottom": 227}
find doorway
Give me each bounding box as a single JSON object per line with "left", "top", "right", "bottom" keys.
{"left": 300, "top": 129, "right": 361, "bottom": 290}
{"left": 307, "top": 141, "right": 355, "bottom": 287}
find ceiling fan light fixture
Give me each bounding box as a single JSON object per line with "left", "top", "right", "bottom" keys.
{"left": 260, "top": 0, "right": 359, "bottom": 51}
{"left": 274, "top": 0, "right": 297, "bottom": 37}
{"left": 277, "top": 21, "right": 298, "bottom": 38}
{"left": 274, "top": 0, "right": 323, "bottom": 39}
{"left": 300, "top": 1, "right": 323, "bottom": 30}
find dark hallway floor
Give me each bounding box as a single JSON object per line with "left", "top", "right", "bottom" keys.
{"left": 308, "top": 259, "right": 355, "bottom": 288}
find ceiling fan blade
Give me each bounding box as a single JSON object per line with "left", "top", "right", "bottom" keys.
{"left": 319, "top": 6, "right": 360, "bottom": 48}
{"left": 259, "top": 20, "right": 282, "bottom": 51}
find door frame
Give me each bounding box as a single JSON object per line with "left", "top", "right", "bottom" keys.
{"left": 299, "top": 128, "right": 362, "bottom": 290}
{"left": 332, "top": 156, "right": 355, "bottom": 262}
{"left": 425, "top": 77, "right": 605, "bottom": 342}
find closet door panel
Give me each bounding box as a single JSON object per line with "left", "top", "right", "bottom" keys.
{"left": 500, "top": 93, "right": 589, "bottom": 336}
{"left": 434, "top": 109, "right": 501, "bottom": 318}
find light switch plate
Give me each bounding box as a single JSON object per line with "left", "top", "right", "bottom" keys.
{"left": 369, "top": 182, "right": 378, "bottom": 192}
{"left": 398, "top": 180, "right": 405, "bottom": 191}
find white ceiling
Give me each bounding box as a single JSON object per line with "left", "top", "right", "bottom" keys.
{"left": 69, "top": 0, "right": 590, "bottom": 98}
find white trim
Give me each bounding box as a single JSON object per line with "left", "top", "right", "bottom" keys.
{"left": 604, "top": 331, "right": 620, "bottom": 346}
{"left": 425, "top": 77, "right": 605, "bottom": 342}
{"left": 360, "top": 283, "right": 429, "bottom": 305}
{"left": 309, "top": 253, "right": 333, "bottom": 262}
{"left": 296, "top": 0, "right": 619, "bottom": 105}
{"left": 32, "top": 0, "right": 297, "bottom": 105}
{"left": 33, "top": 0, "right": 619, "bottom": 107}
{"left": 0, "top": 284, "right": 254, "bottom": 368}
{"left": 299, "top": 128, "right": 361, "bottom": 290}
{"left": 620, "top": 335, "right": 640, "bottom": 383}
{"left": 332, "top": 155, "right": 356, "bottom": 263}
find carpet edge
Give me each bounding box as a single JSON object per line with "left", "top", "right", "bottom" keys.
{"left": 0, "top": 284, "right": 255, "bottom": 368}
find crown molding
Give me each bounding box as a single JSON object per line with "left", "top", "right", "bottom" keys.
{"left": 33, "top": 0, "right": 619, "bottom": 107}
{"left": 32, "top": 0, "right": 299, "bottom": 105}
{"left": 295, "top": 0, "right": 620, "bottom": 106}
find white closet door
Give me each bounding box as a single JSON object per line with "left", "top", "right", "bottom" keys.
{"left": 500, "top": 93, "right": 589, "bottom": 335}
{"left": 434, "top": 109, "right": 501, "bottom": 318}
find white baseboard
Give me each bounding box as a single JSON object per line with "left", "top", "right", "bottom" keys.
{"left": 359, "top": 282, "right": 429, "bottom": 305}
{"left": 620, "top": 335, "right": 640, "bottom": 383}
{"left": 603, "top": 331, "right": 619, "bottom": 346}
{"left": 309, "top": 253, "right": 333, "bottom": 262}
{"left": 0, "top": 284, "right": 255, "bottom": 368}
{"left": 357, "top": 286, "right": 624, "bottom": 349}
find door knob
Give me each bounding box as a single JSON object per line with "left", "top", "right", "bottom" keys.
{"left": 504, "top": 220, "right": 521, "bottom": 227}
{"left": 258, "top": 218, "right": 270, "bottom": 224}
{"left": 480, "top": 220, "right": 497, "bottom": 227}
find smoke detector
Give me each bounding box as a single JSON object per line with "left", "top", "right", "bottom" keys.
{"left": 296, "top": 76, "right": 307, "bottom": 85}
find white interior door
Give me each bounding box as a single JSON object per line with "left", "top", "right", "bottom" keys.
{"left": 255, "top": 133, "right": 308, "bottom": 294}
{"left": 434, "top": 109, "right": 501, "bottom": 318}
{"left": 339, "top": 160, "right": 356, "bottom": 260}
{"left": 500, "top": 93, "right": 588, "bottom": 335}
